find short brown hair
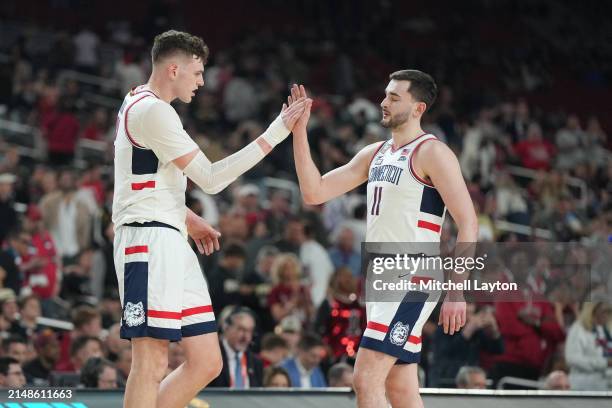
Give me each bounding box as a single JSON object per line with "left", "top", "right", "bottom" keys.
{"left": 151, "top": 30, "right": 209, "bottom": 64}
{"left": 72, "top": 306, "right": 100, "bottom": 329}
{"left": 261, "top": 333, "right": 289, "bottom": 351}
{"left": 389, "top": 69, "right": 437, "bottom": 111}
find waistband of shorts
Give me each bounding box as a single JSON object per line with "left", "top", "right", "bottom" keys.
{"left": 122, "top": 221, "right": 179, "bottom": 232}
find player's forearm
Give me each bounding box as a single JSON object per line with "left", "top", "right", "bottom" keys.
{"left": 448, "top": 215, "right": 479, "bottom": 294}
{"left": 184, "top": 116, "right": 289, "bottom": 194}
{"left": 293, "top": 130, "right": 324, "bottom": 204}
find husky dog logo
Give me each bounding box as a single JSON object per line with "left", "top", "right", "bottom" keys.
{"left": 123, "top": 301, "right": 145, "bottom": 327}
{"left": 389, "top": 321, "right": 410, "bottom": 346}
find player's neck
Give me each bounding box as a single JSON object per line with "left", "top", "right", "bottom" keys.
{"left": 390, "top": 120, "right": 424, "bottom": 149}
{"left": 146, "top": 73, "right": 175, "bottom": 103}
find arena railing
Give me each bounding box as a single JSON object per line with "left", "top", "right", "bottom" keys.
{"left": 505, "top": 165, "right": 588, "bottom": 209}
{"left": 0, "top": 118, "right": 46, "bottom": 160}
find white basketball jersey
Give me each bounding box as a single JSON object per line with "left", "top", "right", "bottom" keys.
{"left": 366, "top": 134, "right": 446, "bottom": 243}
{"left": 112, "top": 87, "right": 189, "bottom": 237}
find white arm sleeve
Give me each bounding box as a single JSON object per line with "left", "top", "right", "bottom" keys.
{"left": 183, "top": 115, "right": 291, "bottom": 194}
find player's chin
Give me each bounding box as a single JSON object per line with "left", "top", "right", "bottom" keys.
{"left": 180, "top": 94, "right": 193, "bottom": 103}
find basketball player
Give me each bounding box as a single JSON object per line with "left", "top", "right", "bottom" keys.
{"left": 291, "top": 71, "right": 477, "bottom": 407}
{"left": 112, "top": 30, "right": 307, "bottom": 408}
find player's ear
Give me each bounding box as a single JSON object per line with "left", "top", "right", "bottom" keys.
{"left": 168, "top": 63, "right": 179, "bottom": 79}
{"left": 414, "top": 101, "right": 427, "bottom": 117}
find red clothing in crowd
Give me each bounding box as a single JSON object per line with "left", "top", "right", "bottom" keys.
{"left": 318, "top": 296, "right": 366, "bottom": 359}
{"left": 22, "top": 231, "right": 58, "bottom": 299}
{"left": 42, "top": 111, "right": 80, "bottom": 155}
{"left": 267, "top": 283, "right": 311, "bottom": 325}
{"left": 513, "top": 139, "right": 555, "bottom": 170}
{"left": 494, "top": 299, "right": 565, "bottom": 370}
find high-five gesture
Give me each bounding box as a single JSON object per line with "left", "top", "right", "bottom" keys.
{"left": 287, "top": 84, "right": 312, "bottom": 134}
{"left": 280, "top": 91, "right": 308, "bottom": 131}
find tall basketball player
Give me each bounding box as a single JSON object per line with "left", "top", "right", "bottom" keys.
{"left": 112, "top": 30, "right": 307, "bottom": 408}
{"left": 291, "top": 71, "right": 477, "bottom": 407}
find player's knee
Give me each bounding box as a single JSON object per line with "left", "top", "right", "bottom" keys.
{"left": 186, "top": 351, "right": 223, "bottom": 382}
{"left": 353, "top": 368, "right": 378, "bottom": 394}
{"left": 207, "top": 353, "right": 223, "bottom": 379}
{"left": 386, "top": 378, "right": 422, "bottom": 408}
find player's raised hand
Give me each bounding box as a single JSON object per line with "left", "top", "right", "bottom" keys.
{"left": 288, "top": 84, "right": 312, "bottom": 134}
{"left": 280, "top": 91, "right": 307, "bottom": 131}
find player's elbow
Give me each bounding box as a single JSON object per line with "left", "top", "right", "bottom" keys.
{"left": 302, "top": 191, "right": 323, "bottom": 205}
{"left": 458, "top": 214, "right": 479, "bottom": 239}
{"left": 198, "top": 182, "right": 227, "bottom": 195}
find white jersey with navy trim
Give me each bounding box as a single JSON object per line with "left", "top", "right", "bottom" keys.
{"left": 365, "top": 134, "right": 447, "bottom": 244}
{"left": 112, "top": 85, "right": 198, "bottom": 238}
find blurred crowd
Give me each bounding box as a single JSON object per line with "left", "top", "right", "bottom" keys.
{"left": 1, "top": 0, "right": 611, "bottom": 392}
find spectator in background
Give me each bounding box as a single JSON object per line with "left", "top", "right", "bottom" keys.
{"left": 115, "top": 52, "right": 146, "bottom": 95}
{"left": 555, "top": 114, "right": 586, "bottom": 171}
{"left": 0, "top": 233, "right": 27, "bottom": 295}
{"left": 332, "top": 203, "right": 367, "bottom": 253}
{"left": 21, "top": 205, "right": 59, "bottom": 300}
{"left": 23, "top": 329, "right": 60, "bottom": 385}
{"left": 41, "top": 99, "right": 80, "bottom": 166}
{"left": 40, "top": 168, "right": 91, "bottom": 263}
{"left": 275, "top": 316, "right": 302, "bottom": 358}
{"left": 328, "top": 227, "right": 361, "bottom": 278}
{"left": 565, "top": 301, "right": 612, "bottom": 390}
{"left": 16, "top": 294, "right": 42, "bottom": 338}
{"left": 455, "top": 366, "right": 487, "bottom": 389}
{"left": 259, "top": 333, "right": 289, "bottom": 368}
{"left": 263, "top": 366, "right": 291, "bottom": 388}
{"left": 210, "top": 307, "right": 263, "bottom": 388}
{"left": 56, "top": 306, "right": 102, "bottom": 370}
{"left": 80, "top": 357, "right": 118, "bottom": 389}
{"left": 73, "top": 27, "right": 99, "bottom": 73}
{"left": 268, "top": 254, "right": 314, "bottom": 326}
{"left": 429, "top": 304, "right": 503, "bottom": 387}
{"left": 208, "top": 244, "right": 247, "bottom": 312}
{"left": 280, "top": 332, "right": 327, "bottom": 388}
{"left": 495, "top": 172, "right": 530, "bottom": 225}
{"left": 81, "top": 107, "right": 110, "bottom": 141}
{"left": 513, "top": 122, "right": 555, "bottom": 171}
{"left": 60, "top": 249, "right": 96, "bottom": 303}
{"left": 315, "top": 267, "right": 365, "bottom": 361}
{"left": 3, "top": 336, "right": 29, "bottom": 366}
{"left": 492, "top": 253, "right": 565, "bottom": 387}
{"left": 56, "top": 335, "right": 103, "bottom": 373}
{"left": 543, "top": 370, "right": 570, "bottom": 390}
{"left": 0, "top": 173, "right": 18, "bottom": 245}
{"left": 328, "top": 362, "right": 354, "bottom": 388}
{"left": 0, "top": 357, "right": 26, "bottom": 388}
{"left": 240, "top": 245, "right": 278, "bottom": 334}
{"left": 274, "top": 216, "right": 304, "bottom": 255}
{"left": 264, "top": 191, "right": 293, "bottom": 241}
{"left": 104, "top": 323, "right": 128, "bottom": 362}
{"left": 299, "top": 222, "right": 334, "bottom": 308}
{"left": 0, "top": 290, "right": 23, "bottom": 338}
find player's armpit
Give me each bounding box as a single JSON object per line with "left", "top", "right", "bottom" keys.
{"left": 173, "top": 148, "right": 199, "bottom": 170}
{"left": 301, "top": 142, "right": 380, "bottom": 205}
{"left": 415, "top": 141, "right": 478, "bottom": 239}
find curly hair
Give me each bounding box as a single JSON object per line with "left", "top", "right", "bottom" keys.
{"left": 151, "top": 30, "right": 209, "bottom": 64}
